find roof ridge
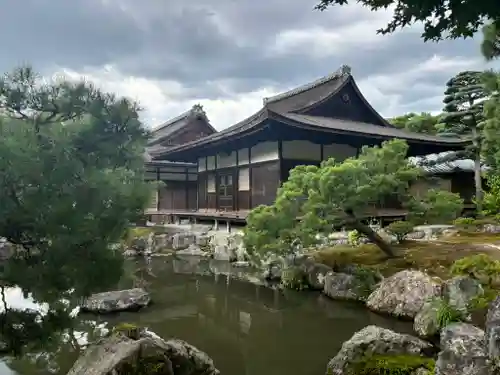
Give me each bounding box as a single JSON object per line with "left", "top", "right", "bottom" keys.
{"left": 152, "top": 104, "right": 206, "bottom": 132}
{"left": 263, "top": 65, "right": 351, "bottom": 105}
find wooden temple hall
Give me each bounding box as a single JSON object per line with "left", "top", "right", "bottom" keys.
{"left": 144, "top": 65, "right": 470, "bottom": 226}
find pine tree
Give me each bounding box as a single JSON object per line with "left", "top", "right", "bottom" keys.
{"left": 438, "top": 71, "right": 489, "bottom": 213}
{"left": 0, "top": 66, "right": 152, "bottom": 354}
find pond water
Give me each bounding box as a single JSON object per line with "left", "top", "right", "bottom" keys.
{"left": 1, "top": 257, "right": 413, "bottom": 375}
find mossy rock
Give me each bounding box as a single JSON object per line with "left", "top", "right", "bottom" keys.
{"left": 348, "top": 354, "right": 435, "bottom": 375}
{"left": 112, "top": 322, "right": 142, "bottom": 340}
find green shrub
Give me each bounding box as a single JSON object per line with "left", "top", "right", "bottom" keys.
{"left": 433, "top": 298, "right": 464, "bottom": 328}
{"left": 451, "top": 254, "right": 500, "bottom": 285}
{"left": 453, "top": 217, "right": 476, "bottom": 227}
{"left": 348, "top": 355, "right": 435, "bottom": 375}
{"left": 468, "top": 287, "right": 498, "bottom": 310}
{"left": 385, "top": 221, "right": 414, "bottom": 242}
{"left": 348, "top": 230, "right": 365, "bottom": 246}
{"left": 407, "top": 189, "right": 464, "bottom": 225}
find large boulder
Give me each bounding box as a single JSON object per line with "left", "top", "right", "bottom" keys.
{"left": 413, "top": 300, "right": 442, "bottom": 338}
{"left": 81, "top": 288, "right": 151, "bottom": 314}
{"left": 172, "top": 233, "right": 196, "bottom": 250}
{"left": 302, "top": 262, "right": 332, "bottom": 290}
{"left": 325, "top": 325, "right": 433, "bottom": 375}
{"left": 443, "top": 276, "right": 484, "bottom": 314}
{"left": 323, "top": 271, "right": 378, "bottom": 302}
{"left": 485, "top": 295, "right": 500, "bottom": 368}
{"left": 67, "top": 330, "right": 219, "bottom": 375}
{"left": 435, "top": 323, "right": 490, "bottom": 375}
{"left": 366, "top": 270, "right": 442, "bottom": 319}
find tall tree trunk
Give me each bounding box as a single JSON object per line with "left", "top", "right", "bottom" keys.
{"left": 472, "top": 127, "right": 483, "bottom": 216}
{"left": 344, "top": 211, "right": 396, "bottom": 258}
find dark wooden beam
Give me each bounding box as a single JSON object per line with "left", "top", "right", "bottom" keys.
{"left": 214, "top": 154, "right": 219, "bottom": 211}
{"left": 235, "top": 150, "right": 239, "bottom": 211}
{"left": 248, "top": 147, "right": 252, "bottom": 209}
{"left": 156, "top": 167, "right": 160, "bottom": 211}
{"left": 278, "top": 140, "right": 283, "bottom": 184}
{"left": 320, "top": 144, "right": 324, "bottom": 161}
{"left": 185, "top": 167, "right": 189, "bottom": 210}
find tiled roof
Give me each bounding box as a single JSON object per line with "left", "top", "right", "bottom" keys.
{"left": 410, "top": 152, "right": 487, "bottom": 174}
{"left": 278, "top": 113, "right": 466, "bottom": 145}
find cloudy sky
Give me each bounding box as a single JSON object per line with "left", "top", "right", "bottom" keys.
{"left": 2, "top": 0, "right": 498, "bottom": 130}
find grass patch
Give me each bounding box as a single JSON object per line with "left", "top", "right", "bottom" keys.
{"left": 348, "top": 354, "right": 435, "bottom": 375}
{"left": 312, "top": 239, "right": 500, "bottom": 279}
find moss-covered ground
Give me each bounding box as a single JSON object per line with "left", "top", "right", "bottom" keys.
{"left": 312, "top": 231, "right": 500, "bottom": 279}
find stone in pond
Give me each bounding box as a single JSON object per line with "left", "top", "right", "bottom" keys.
{"left": 435, "top": 322, "right": 490, "bottom": 375}
{"left": 366, "top": 270, "right": 442, "bottom": 319}
{"left": 302, "top": 261, "right": 332, "bottom": 290}
{"left": 67, "top": 329, "right": 219, "bottom": 375}
{"left": 325, "top": 325, "right": 433, "bottom": 375}
{"left": 81, "top": 288, "right": 151, "bottom": 314}
{"left": 322, "top": 271, "right": 376, "bottom": 302}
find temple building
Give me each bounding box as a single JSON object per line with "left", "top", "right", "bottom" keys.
{"left": 145, "top": 66, "right": 470, "bottom": 224}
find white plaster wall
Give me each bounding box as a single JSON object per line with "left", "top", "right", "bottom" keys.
{"left": 282, "top": 140, "right": 321, "bottom": 161}
{"left": 198, "top": 157, "right": 206, "bottom": 172}
{"left": 207, "top": 156, "right": 216, "bottom": 170}
{"left": 187, "top": 174, "right": 197, "bottom": 181}
{"left": 207, "top": 173, "right": 216, "bottom": 193}
{"left": 251, "top": 141, "right": 279, "bottom": 163}
{"left": 149, "top": 190, "right": 158, "bottom": 210}
{"left": 238, "top": 148, "right": 249, "bottom": 165}
{"left": 238, "top": 167, "right": 250, "bottom": 191}
{"left": 323, "top": 143, "right": 357, "bottom": 162}
{"left": 217, "top": 151, "right": 237, "bottom": 168}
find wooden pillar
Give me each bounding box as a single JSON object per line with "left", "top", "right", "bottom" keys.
{"left": 205, "top": 157, "right": 209, "bottom": 210}
{"left": 278, "top": 140, "right": 283, "bottom": 184}
{"left": 320, "top": 144, "right": 324, "bottom": 162}
{"left": 185, "top": 167, "right": 189, "bottom": 210}
{"left": 156, "top": 166, "right": 160, "bottom": 211}
{"left": 214, "top": 154, "right": 219, "bottom": 211}
{"left": 196, "top": 159, "right": 199, "bottom": 211}
{"left": 235, "top": 150, "right": 239, "bottom": 211}
{"left": 248, "top": 147, "right": 252, "bottom": 209}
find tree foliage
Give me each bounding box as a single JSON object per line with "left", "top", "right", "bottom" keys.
{"left": 314, "top": 0, "right": 500, "bottom": 42}
{"left": 437, "top": 71, "right": 489, "bottom": 212}
{"left": 244, "top": 139, "right": 463, "bottom": 259}
{"left": 0, "top": 66, "right": 152, "bottom": 354}
{"left": 482, "top": 71, "right": 500, "bottom": 173}
{"left": 481, "top": 21, "right": 500, "bottom": 61}
{"left": 389, "top": 112, "right": 442, "bottom": 134}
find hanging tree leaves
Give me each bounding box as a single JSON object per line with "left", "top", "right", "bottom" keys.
{"left": 314, "top": 0, "right": 500, "bottom": 42}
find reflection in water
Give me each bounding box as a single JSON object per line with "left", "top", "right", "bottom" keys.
{"left": 2, "top": 258, "right": 413, "bottom": 375}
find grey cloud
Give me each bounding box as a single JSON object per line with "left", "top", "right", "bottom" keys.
{"left": 0, "top": 0, "right": 498, "bottom": 119}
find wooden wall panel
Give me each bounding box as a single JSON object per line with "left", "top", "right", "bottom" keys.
{"left": 251, "top": 161, "right": 280, "bottom": 208}
{"left": 207, "top": 193, "right": 217, "bottom": 210}
{"left": 187, "top": 182, "right": 197, "bottom": 210}
{"left": 172, "top": 182, "right": 187, "bottom": 210}
{"left": 237, "top": 191, "right": 250, "bottom": 210}
{"left": 198, "top": 173, "right": 207, "bottom": 209}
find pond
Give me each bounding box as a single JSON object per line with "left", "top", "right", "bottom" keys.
{"left": 1, "top": 257, "right": 413, "bottom": 375}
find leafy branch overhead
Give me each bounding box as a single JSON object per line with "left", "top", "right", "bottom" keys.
{"left": 0, "top": 66, "right": 153, "bottom": 354}
{"left": 314, "top": 0, "right": 500, "bottom": 46}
